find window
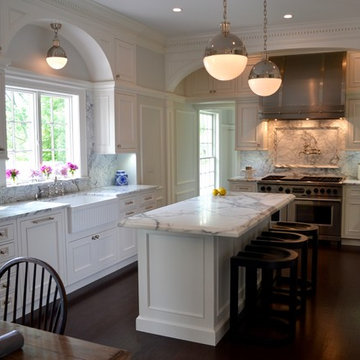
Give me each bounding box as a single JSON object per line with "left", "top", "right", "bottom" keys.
{"left": 199, "top": 111, "right": 219, "bottom": 195}
{"left": 5, "top": 85, "right": 81, "bottom": 184}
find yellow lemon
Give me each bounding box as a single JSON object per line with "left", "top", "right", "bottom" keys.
{"left": 218, "top": 187, "right": 227, "bottom": 196}
{"left": 212, "top": 188, "right": 219, "bottom": 196}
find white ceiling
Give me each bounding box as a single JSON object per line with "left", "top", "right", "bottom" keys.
{"left": 92, "top": 0, "right": 360, "bottom": 38}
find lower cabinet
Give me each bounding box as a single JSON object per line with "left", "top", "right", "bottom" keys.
{"left": 342, "top": 185, "right": 360, "bottom": 239}
{"left": 18, "top": 211, "right": 66, "bottom": 283}
{"left": 228, "top": 180, "right": 257, "bottom": 192}
{"left": 67, "top": 227, "right": 118, "bottom": 285}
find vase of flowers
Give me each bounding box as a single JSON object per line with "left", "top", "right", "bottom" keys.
{"left": 6, "top": 168, "right": 19, "bottom": 183}
{"left": 40, "top": 164, "right": 52, "bottom": 179}
{"left": 67, "top": 162, "right": 78, "bottom": 176}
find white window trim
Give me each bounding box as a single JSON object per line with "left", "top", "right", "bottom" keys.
{"left": 4, "top": 68, "right": 89, "bottom": 182}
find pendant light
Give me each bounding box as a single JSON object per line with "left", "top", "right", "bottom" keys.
{"left": 248, "top": 0, "right": 282, "bottom": 96}
{"left": 203, "top": 0, "right": 247, "bottom": 81}
{"left": 46, "top": 23, "right": 68, "bottom": 70}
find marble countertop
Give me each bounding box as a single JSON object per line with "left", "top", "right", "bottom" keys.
{"left": 227, "top": 176, "right": 259, "bottom": 182}
{"left": 0, "top": 185, "right": 159, "bottom": 222}
{"left": 121, "top": 192, "right": 295, "bottom": 238}
{"left": 343, "top": 179, "right": 360, "bottom": 185}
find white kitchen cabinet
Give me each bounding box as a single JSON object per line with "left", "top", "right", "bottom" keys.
{"left": 342, "top": 185, "right": 360, "bottom": 240}
{"left": 346, "top": 51, "right": 360, "bottom": 91}
{"left": 67, "top": 227, "right": 118, "bottom": 284}
{"left": 0, "top": 221, "right": 17, "bottom": 265}
{"left": 93, "top": 88, "right": 137, "bottom": 154}
{"left": 114, "top": 39, "right": 136, "bottom": 84}
{"left": 235, "top": 99, "right": 267, "bottom": 150}
{"left": 118, "top": 190, "right": 157, "bottom": 261}
{"left": 18, "top": 210, "right": 66, "bottom": 283}
{"left": 228, "top": 179, "right": 257, "bottom": 192}
{"left": 184, "top": 68, "right": 236, "bottom": 98}
{"left": 345, "top": 98, "right": 360, "bottom": 149}
{"left": 114, "top": 91, "right": 137, "bottom": 152}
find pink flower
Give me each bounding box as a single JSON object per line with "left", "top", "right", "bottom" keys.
{"left": 60, "top": 166, "right": 68, "bottom": 176}
{"left": 30, "top": 169, "right": 41, "bottom": 178}
{"left": 67, "top": 162, "right": 78, "bottom": 175}
{"left": 40, "top": 164, "right": 52, "bottom": 178}
{"left": 6, "top": 168, "right": 19, "bottom": 182}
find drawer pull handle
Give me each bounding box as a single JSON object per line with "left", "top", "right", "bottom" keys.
{"left": 125, "top": 211, "right": 135, "bottom": 216}
{"left": 144, "top": 197, "right": 152, "bottom": 201}
{"left": 145, "top": 206, "right": 153, "bottom": 210}
{"left": 91, "top": 234, "right": 100, "bottom": 240}
{"left": 0, "top": 231, "right": 5, "bottom": 237}
{"left": 1, "top": 283, "right": 7, "bottom": 289}
{"left": 32, "top": 217, "right": 55, "bottom": 224}
{"left": 125, "top": 201, "right": 134, "bottom": 205}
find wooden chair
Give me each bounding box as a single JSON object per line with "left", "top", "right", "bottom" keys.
{"left": 0, "top": 257, "right": 67, "bottom": 334}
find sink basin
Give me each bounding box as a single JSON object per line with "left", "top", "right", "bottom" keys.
{"left": 43, "top": 193, "right": 119, "bottom": 234}
{"left": 45, "top": 193, "right": 117, "bottom": 208}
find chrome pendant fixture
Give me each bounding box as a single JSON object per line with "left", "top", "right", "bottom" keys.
{"left": 46, "top": 23, "right": 68, "bottom": 70}
{"left": 203, "top": 0, "right": 247, "bottom": 81}
{"left": 248, "top": 0, "right": 282, "bottom": 96}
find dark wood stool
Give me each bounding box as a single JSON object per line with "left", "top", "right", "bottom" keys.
{"left": 230, "top": 244, "right": 298, "bottom": 344}
{"left": 253, "top": 231, "right": 309, "bottom": 312}
{"left": 270, "top": 221, "right": 319, "bottom": 294}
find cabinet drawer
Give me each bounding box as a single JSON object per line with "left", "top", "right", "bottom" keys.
{"left": 345, "top": 186, "right": 360, "bottom": 199}
{"left": 0, "top": 223, "right": 15, "bottom": 243}
{"left": 0, "top": 242, "right": 15, "bottom": 264}
{"left": 118, "top": 196, "right": 137, "bottom": 212}
{"left": 229, "top": 182, "right": 257, "bottom": 192}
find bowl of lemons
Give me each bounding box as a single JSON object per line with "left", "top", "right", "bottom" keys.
{"left": 212, "top": 187, "right": 227, "bottom": 196}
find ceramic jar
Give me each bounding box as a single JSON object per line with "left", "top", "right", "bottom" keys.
{"left": 115, "top": 170, "right": 128, "bottom": 186}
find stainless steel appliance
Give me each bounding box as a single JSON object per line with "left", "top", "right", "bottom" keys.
{"left": 257, "top": 175, "right": 343, "bottom": 244}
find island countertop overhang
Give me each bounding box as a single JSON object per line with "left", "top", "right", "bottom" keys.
{"left": 120, "top": 192, "right": 295, "bottom": 238}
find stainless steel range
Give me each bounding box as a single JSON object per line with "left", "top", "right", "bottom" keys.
{"left": 258, "top": 175, "right": 343, "bottom": 244}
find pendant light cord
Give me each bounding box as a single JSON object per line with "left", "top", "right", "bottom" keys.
{"left": 223, "top": 0, "right": 227, "bottom": 22}
{"left": 263, "top": 0, "right": 268, "bottom": 59}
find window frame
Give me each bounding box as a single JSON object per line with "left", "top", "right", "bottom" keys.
{"left": 3, "top": 69, "right": 87, "bottom": 185}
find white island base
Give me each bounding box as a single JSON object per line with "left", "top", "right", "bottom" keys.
{"left": 121, "top": 192, "right": 294, "bottom": 346}
{"left": 136, "top": 218, "right": 269, "bottom": 346}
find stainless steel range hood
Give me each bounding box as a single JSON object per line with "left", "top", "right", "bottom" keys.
{"left": 260, "top": 51, "right": 346, "bottom": 120}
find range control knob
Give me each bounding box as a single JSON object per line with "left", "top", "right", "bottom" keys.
{"left": 326, "top": 189, "right": 332, "bottom": 194}
{"left": 314, "top": 188, "right": 319, "bottom": 193}
{"left": 320, "top": 188, "right": 325, "bottom": 194}
{"left": 266, "top": 186, "right": 272, "bottom": 192}
{"left": 306, "top": 189, "right": 312, "bottom": 195}
{"left": 260, "top": 186, "right": 266, "bottom": 192}
{"left": 278, "top": 186, "right": 284, "bottom": 192}
{"left": 333, "top": 189, "right": 338, "bottom": 195}
{"left": 285, "top": 188, "right": 291, "bottom": 194}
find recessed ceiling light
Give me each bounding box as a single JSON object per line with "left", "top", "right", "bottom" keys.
{"left": 172, "top": 7, "right": 182, "bottom": 13}
{"left": 283, "top": 14, "right": 293, "bottom": 19}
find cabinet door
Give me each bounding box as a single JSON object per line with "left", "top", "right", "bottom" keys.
{"left": 19, "top": 211, "right": 66, "bottom": 282}
{"left": 347, "top": 52, "right": 360, "bottom": 91}
{"left": 346, "top": 98, "right": 360, "bottom": 149}
{"left": 67, "top": 228, "right": 118, "bottom": 285}
{"left": 114, "top": 39, "right": 136, "bottom": 84}
{"left": 115, "top": 92, "right": 137, "bottom": 152}
{"left": 342, "top": 186, "right": 360, "bottom": 238}
{"left": 118, "top": 227, "right": 137, "bottom": 261}
{"left": 235, "top": 101, "right": 265, "bottom": 150}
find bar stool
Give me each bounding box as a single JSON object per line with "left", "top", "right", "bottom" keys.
{"left": 270, "top": 221, "right": 319, "bottom": 294}
{"left": 252, "top": 231, "right": 309, "bottom": 312}
{"left": 230, "top": 244, "right": 298, "bottom": 344}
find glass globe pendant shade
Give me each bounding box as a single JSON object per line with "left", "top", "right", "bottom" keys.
{"left": 203, "top": 30, "right": 248, "bottom": 81}
{"left": 46, "top": 23, "right": 68, "bottom": 70}
{"left": 248, "top": 59, "right": 282, "bottom": 96}
{"left": 46, "top": 45, "right": 68, "bottom": 70}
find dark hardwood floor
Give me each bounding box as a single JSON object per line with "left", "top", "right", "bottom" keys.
{"left": 65, "top": 244, "right": 360, "bottom": 360}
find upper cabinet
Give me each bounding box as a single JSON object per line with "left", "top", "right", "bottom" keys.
{"left": 114, "top": 39, "right": 136, "bottom": 84}
{"left": 184, "top": 56, "right": 261, "bottom": 99}
{"left": 346, "top": 51, "right": 360, "bottom": 149}
{"left": 93, "top": 86, "right": 137, "bottom": 154}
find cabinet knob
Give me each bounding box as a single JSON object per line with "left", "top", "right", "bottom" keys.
{"left": 116, "top": 74, "right": 120, "bottom": 80}
{"left": 117, "top": 144, "right": 122, "bottom": 148}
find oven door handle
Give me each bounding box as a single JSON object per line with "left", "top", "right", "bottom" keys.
{"left": 295, "top": 197, "right": 342, "bottom": 203}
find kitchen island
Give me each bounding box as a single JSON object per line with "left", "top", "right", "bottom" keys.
{"left": 121, "top": 192, "right": 294, "bottom": 346}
